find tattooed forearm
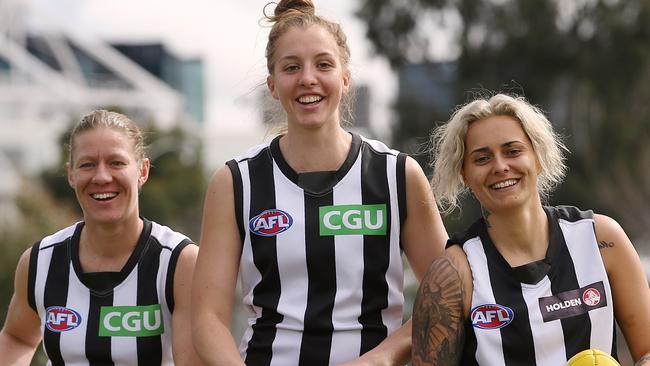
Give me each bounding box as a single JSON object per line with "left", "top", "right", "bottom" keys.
{"left": 598, "top": 240, "right": 615, "bottom": 249}
{"left": 635, "top": 353, "right": 650, "bottom": 366}
{"left": 412, "top": 257, "right": 465, "bottom": 366}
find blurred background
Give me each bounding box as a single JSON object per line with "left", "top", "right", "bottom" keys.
{"left": 0, "top": 0, "right": 648, "bottom": 365}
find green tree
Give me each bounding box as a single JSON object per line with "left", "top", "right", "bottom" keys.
{"left": 357, "top": 0, "right": 650, "bottom": 240}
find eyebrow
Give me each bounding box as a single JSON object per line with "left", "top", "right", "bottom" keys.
{"left": 278, "top": 52, "right": 336, "bottom": 62}
{"left": 468, "top": 140, "right": 523, "bottom": 155}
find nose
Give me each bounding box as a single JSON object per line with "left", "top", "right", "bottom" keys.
{"left": 299, "top": 65, "right": 318, "bottom": 87}
{"left": 492, "top": 154, "right": 509, "bottom": 174}
{"left": 91, "top": 162, "right": 112, "bottom": 184}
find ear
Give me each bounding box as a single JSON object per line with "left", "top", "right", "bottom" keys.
{"left": 267, "top": 75, "right": 279, "bottom": 100}
{"left": 342, "top": 70, "right": 350, "bottom": 92}
{"left": 138, "top": 158, "right": 151, "bottom": 188}
{"left": 67, "top": 162, "right": 76, "bottom": 189}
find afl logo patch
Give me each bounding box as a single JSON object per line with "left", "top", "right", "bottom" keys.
{"left": 471, "top": 304, "right": 514, "bottom": 330}
{"left": 45, "top": 306, "right": 82, "bottom": 332}
{"left": 582, "top": 288, "right": 601, "bottom": 306}
{"left": 249, "top": 209, "right": 293, "bottom": 236}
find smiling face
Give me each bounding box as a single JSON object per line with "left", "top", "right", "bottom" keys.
{"left": 462, "top": 115, "right": 542, "bottom": 213}
{"left": 266, "top": 24, "right": 350, "bottom": 130}
{"left": 67, "top": 127, "right": 149, "bottom": 227}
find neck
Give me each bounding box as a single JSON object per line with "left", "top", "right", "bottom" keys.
{"left": 280, "top": 125, "right": 351, "bottom": 172}
{"left": 79, "top": 217, "right": 143, "bottom": 272}
{"left": 484, "top": 202, "right": 548, "bottom": 267}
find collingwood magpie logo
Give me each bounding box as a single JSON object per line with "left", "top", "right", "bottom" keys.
{"left": 538, "top": 281, "right": 607, "bottom": 322}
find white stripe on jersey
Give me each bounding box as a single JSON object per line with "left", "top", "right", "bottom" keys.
{"left": 329, "top": 154, "right": 364, "bottom": 365}
{"left": 520, "top": 278, "right": 566, "bottom": 365}
{"left": 383, "top": 152, "right": 404, "bottom": 334}
{"left": 270, "top": 160, "right": 308, "bottom": 366}
{"left": 111, "top": 265, "right": 139, "bottom": 366}
{"left": 560, "top": 217, "right": 614, "bottom": 352}
{"left": 58, "top": 264, "right": 90, "bottom": 366}
{"left": 464, "top": 237, "right": 507, "bottom": 366}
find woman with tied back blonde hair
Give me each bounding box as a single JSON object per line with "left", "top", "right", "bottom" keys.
{"left": 412, "top": 94, "right": 650, "bottom": 366}
{"left": 192, "top": 0, "right": 447, "bottom": 365}
{"left": 0, "top": 110, "right": 203, "bottom": 365}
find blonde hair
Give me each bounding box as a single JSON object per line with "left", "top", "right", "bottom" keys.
{"left": 263, "top": 0, "right": 354, "bottom": 125}
{"left": 68, "top": 110, "right": 147, "bottom": 165}
{"left": 430, "top": 94, "right": 568, "bottom": 214}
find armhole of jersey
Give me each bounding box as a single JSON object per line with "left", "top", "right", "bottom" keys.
{"left": 226, "top": 159, "right": 245, "bottom": 244}
{"left": 27, "top": 241, "right": 40, "bottom": 312}
{"left": 396, "top": 153, "right": 407, "bottom": 225}
{"left": 165, "top": 239, "right": 192, "bottom": 314}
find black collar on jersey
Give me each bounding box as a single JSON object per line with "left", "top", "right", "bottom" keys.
{"left": 70, "top": 218, "right": 153, "bottom": 296}
{"left": 270, "top": 132, "right": 362, "bottom": 196}
{"left": 449, "top": 206, "right": 564, "bottom": 285}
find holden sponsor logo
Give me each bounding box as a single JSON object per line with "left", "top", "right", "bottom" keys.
{"left": 45, "top": 306, "right": 82, "bottom": 332}
{"left": 319, "top": 204, "right": 387, "bottom": 236}
{"left": 471, "top": 304, "right": 514, "bottom": 329}
{"left": 539, "top": 281, "right": 607, "bottom": 322}
{"left": 249, "top": 209, "right": 293, "bottom": 237}
{"left": 582, "top": 288, "right": 601, "bottom": 306}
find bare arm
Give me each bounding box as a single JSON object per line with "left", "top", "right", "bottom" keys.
{"left": 412, "top": 246, "right": 472, "bottom": 366}
{"left": 594, "top": 214, "right": 650, "bottom": 365}
{"left": 192, "top": 166, "right": 245, "bottom": 366}
{"left": 171, "top": 244, "right": 205, "bottom": 365}
{"left": 0, "top": 248, "right": 42, "bottom": 365}
{"left": 340, "top": 157, "right": 448, "bottom": 365}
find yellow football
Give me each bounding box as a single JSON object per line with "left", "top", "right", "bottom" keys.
{"left": 567, "top": 349, "right": 620, "bottom": 366}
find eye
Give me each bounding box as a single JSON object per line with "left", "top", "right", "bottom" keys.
{"left": 506, "top": 148, "right": 522, "bottom": 156}
{"left": 317, "top": 62, "right": 333, "bottom": 70}
{"left": 110, "top": 160, "right": 127, "bottom": 167}
{"left": 473, "top": 155, "right": 490, "bottom": 165}
{"left": 78, "top": 162, "right": 94, "bottom": 169}
{"left": 284, "top": 64, "right": 299, "bottom": 73}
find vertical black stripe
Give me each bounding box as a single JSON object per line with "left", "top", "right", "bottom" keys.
{"left": 87, "top": 292, "right": 114, "bottom": 365}
{"left": 165, "top": 240, "right": 192, "bottom": 313}
{"left": 298, "top": 193, "right": 335, "bottom": 366}
{"left": 396, "top": 153, "right": 407, "bottom": 226}
{"left": 245, "top": 151, "right": 283, "bottom": 366}
{"left": 480, "top": 226, "right": 537, "bottom": 366}
{"left": 137, "top": 239, "right": 163, "bottom": 366}
{"left": 42, "top": 241, "right": 70, "bottom": 366}
{"left": 227, "top": 159, "right": 245, "bottom": 243}
{"left": 546, "top": 208, "right": 591, "bottom": 359}
{"left": 359, "top": 145, "right": 390, "bottom": 354}
{"left": 27, "top": 241, "right": 40, "bottom": 312}
{"left": 460, "top": 320, "right": 480, "bottom": 366}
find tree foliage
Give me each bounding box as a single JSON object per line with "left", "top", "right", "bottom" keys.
{"left": 357, "top": 0, "right": 650, "bottom": 240}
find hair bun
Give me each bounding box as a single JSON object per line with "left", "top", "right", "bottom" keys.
{"left": 271, "top": 0, "right": 315, "bottom": 19}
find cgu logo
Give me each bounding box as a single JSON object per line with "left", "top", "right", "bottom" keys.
{"left": 319, "top": 204, "right": 387, "bottom": 236}
{"left": 45, "top": 306, "right": 82, "bottom": 332}
{"left": 471, "top": 304, "right": 514, "bottom": 329}
{"left": 99, "top": 304, "right": 164, "bottom": 337}
{"left": 249, "top": 209, "right": 293, "bottom": 237}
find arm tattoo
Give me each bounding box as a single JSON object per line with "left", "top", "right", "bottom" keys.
{"left": 412, "top": 257, "right": 466, "bottom": 366}
{"left": 598, "top": 240, "right": 615, "bottom": 249}
{"left": 635, "top": 354, "right": 650, "bottom": 366}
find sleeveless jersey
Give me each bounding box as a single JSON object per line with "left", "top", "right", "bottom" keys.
{"left": 449, "top": 206, "right": 616, "bottom": 366}
{"left": 27, "top": 219, "right": 193, "bottom": 366}
{"left": 227, "top": 133, "right": 407, "bottom": 366}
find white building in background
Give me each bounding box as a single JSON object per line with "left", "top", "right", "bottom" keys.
{"left": 0, "top": 0, "right": 204, "bottom": 223}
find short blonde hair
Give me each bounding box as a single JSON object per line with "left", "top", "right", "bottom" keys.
{"left": 430, "top": 94, "right": 568, "bottom": 214}
{"left": 68, "top": 110, "right": 147, "bottom": 165}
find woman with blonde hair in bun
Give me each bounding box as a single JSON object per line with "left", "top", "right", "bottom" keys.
{"left": 192, "top": 0, "right": 448, "bottom": 364}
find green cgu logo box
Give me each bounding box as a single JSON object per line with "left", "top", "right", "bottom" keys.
{"left": 99, "top": 304, "right": 164, "bottom": 337}
{"left": 319, "top": 204, "right": 387, "bottom": 236}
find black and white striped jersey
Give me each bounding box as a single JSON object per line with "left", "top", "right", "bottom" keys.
{"left": 27, "top": 219, "right": 192, "bottom": 366}
{"left": 227, "top": 133, "right": 407, "bottom": 366}
{"left": 449, "top": 206, "right": 616, "bottom": 366}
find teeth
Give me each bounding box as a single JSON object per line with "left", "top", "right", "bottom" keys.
{"left": 491, "top": 179, "right": 518, "bottom": 189}
{"left": 92, "top": 192, "right": 117, "bottom": 200}
{"left": 298, "top": 95, "right": 323, "bottom": 104}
